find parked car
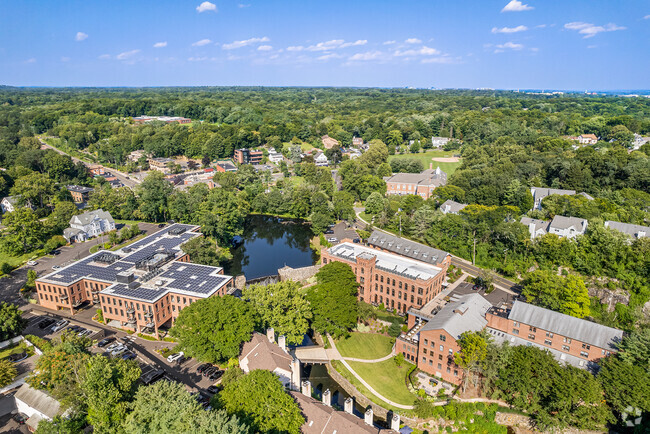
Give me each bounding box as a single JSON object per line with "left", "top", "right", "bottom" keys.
{"left": 27, "top": 260, "right": 37, "bottom": 266}
{"left": 111, "top": 346, "right": 128, "bottom": 357}
{"left": 8, "top": 352, "right": 28, "bottom": 363}
{"left": 208, "top": 369, "right": 224, "bottom": 381}
{"left": 141, "top": 369, "right": 165, "bottom": 385}
{"left": 167, "top": 351, "right": 184, "bottom": 363}
{"left": 327, "top": 237, "right": 337, "bottom": 243}
{"left": 196, "top": 363, "right": 211, "bottom": 374}
{"left": 12, "top": 413, "right": 26, "bottom": 425}
{"left": 203, "top": 366, "right": 217, "bottom": 377}
{"left": 206, "top": 385, "right": 220, "bottom": 394}
{"left": 78, "top": 329, "right": 94, "bottom": 337}
{"left": 38, "top": 318, "right": 56, "bottom": 329}
{"left": 51, "top": 320, "right": 69, "bottom": 332}
{"left": 64, "top": 325, "right": 82, "bottom": 334}
{"left": 472, "top": 284, "right": 481, "bottom": 291}
{"left": 429, "top": 378, "right": 439, "bottom": 386}
{"left": 121, "top": 351, "right": 137, "bottom": 361}
{"left": 353, "top": 238, "right": 361, "bottom": 243}
{"left": 175, "top": 355, "right": 189, "bottom": 365}
{"left": 52, "top": 265, "right": 61, "bottom": 270}
{"left": 105, "top": 342, "right": 121, "bottom": 352}
{"left": 158, "top": 223, "right": 166, "bottom": 228}
{"left": 325, "top": 229, "right": 334, "bottom": 234}
{"left": 97, "top": 337, "right": 115, "bottom": 348}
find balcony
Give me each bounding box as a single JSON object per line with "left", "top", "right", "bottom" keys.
{"left": 60, "top": 294, "right": 69, "bottom": 301}
{"left": 145, "top": 322, "right": 155, "bottom": 328}
{"left": 144, "top": 311, "right": 153, "bottom": 319}
{"left": 127, "top": 307, "right": 135, "bottom": 315}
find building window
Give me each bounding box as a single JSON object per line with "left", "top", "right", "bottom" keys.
{"left": 544, "top": 339, "right": 552, "bottom": 346}
{"left": 361, "top": 268, "right": 364, "bottom": 274}
{"left": 546, "top": 332, "right": 554, "bottom": 338}
{"left": 582, "top": 343, "right": 591, "bottom": 350}
{"left": 580, "top": 351, "right": 589, "bottom": 358}
{"left": 423, "top": 348, "right": 427, "bottom": 355}
{"left": 563, "top": 337, "right": 572, "bottom": 344}
{"left": 512, "top": 328, "right": 519, "bottom": 335}
{"left": 529, "top": 326, "right": 536, "bottom": 332}
{"left": 424, "top": 339, "right": 428, "bottom": 345}
{"left": 440, "top": 334, "right": 446, "bottom": 342}
{"left": 528, "top": 334, "right": 535, "bottom": 340}
{"left": 438, "top": 363, "right": 442, "bottom": 369}
{"left": 422, "top": 357, "right": 427, "bottom": 363}
{"left": 513, "top": 321, "right": 520, "bottom": 327}
{"left": 446, "top": 367, "right": 451, "bottom": 373}
{"left": 454, "top": 370, "right": 458, "bottom": 376}
{"left": 399, "top": 282, "right": 403, "bottom": 289}
{"left": 562, "top": 345, "right": 570, "bottom": 351}
{"left": 439, "top": 345, "right": 444, "bottom": 352}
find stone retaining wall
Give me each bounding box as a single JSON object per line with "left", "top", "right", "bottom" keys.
{"left": 279, "top": 264, "right": 322, "bottom": 282}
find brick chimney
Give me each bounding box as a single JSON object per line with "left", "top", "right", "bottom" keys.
{"left": 344, "top": 397, "right": 354, "bottom": 414}
{"left": 322, "top": 389, "right": 332, "bottom": 407}
{"left": 429, "top": 162, "right": 433, "bottom": 170}
{"left": 266, "top": 327, "right": 275, "bottom": 343}
{"left": 301, "top": 380, "right": 312, "bottom": 397}
{"left": 364, "top": 408, "right": 373, "bottom": 426}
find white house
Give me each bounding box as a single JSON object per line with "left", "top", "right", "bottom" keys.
{"left": 431, "top": 137, "right": 451, "bottom": 148}
{"left": 63, "top": 209, "right": 115, "bottom": 243}
{"left": 605, "top": 221, "right": 649, "bottom": 240}
{"left": 239, "top": 330, "right": 296, "bottom": 389}
{"left": 1, "top": 196, "right": 33, "bottom": 214}
{"left": 440, "top": 199, "right": 467, "bottom": 214}
{"left": 577, "top": 134, "right": 598, "bottom": 145}
{"left": 521, "top": 215, "right": 588, "bottom": 240}
{"left": 314, "top": 153, "right": 329, "bottom": 167}
{"left": 632, "top": 133, "right": 650, "bottom": 150}
{"left": 268, "top": 151, "right": 284, "bottom": 163}
{"left": 14, "top": 383, "right": 61, "bottom": 431}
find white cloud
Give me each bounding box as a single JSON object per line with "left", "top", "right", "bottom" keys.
{"left": 116, "top": 49, "right": 140, "bottom": 60}
{"left": 349, "top": 50, "right": 384, "bottom": 61}
{"left": 60, "top": 56, "right": 71, "bottom": 62}
{"left": 587, "top": 45, "right": 597, "bottom": 49}
{"left": 491, "top": 25, "right": 528, "bottom": 33}
{"left": 75, "top": 32, "right": 88, "bottom": 42}
{"left": 404, "top": 38, "right": 422, "bottom": 44}
{"left": 303, "top": 39, "right": 367, "bottom": 51}
{"left": 287, "top": 45, "right": 304, "bottom": 52}
{"left": 25, "top": 58, "right": 36, "bottom": 64}
{"left": 196, "top": 1, "right": 217, "bottom": 13}
{"left": 192, "top": 38, "right": 212, "bottom": 46}
{"left": 564, "top": 22, "right": 626, "bottom": 38}
{"left": 394, "top": 46, "right": 440, "bottom": 56}
{"left": 494, "top": 41, "right": 524, "bottom": 52}
{"left": 383, "top": 40, "right": 396, "bottom": 45}
{"left": 501, "top": 0, "right": 533, "bottom": 12}
{"left": 421, "top": 56, "right": 456, "bottom": 64}
{"left": 188, "top": 56, "right": 208, "bottom": 61}
{"left": 238, "top": 3, "right": 250, "bottom": 7}
{"left": 153, "top": 41, "right": 167, "bottom": 48}
{"left": 317, "top": 53, "right": 343, "bottom": 61}
{"left": 98, "top": 54, "right": 111, "bottom": 60}
{"left": 222, "top": 36, "right": 270, "bottom": 49}
{"left": 257, "top": 45, "right": 273, "bottom": 51}
{"left": 644, "top": 14, "right": 650, "bottom": 19}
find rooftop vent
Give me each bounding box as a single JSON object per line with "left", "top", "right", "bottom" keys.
{"left": 95, "top": 252, "right": 119, "bottom": 264}
{"left": 168, "top": 226, "right": 187, "bottom": 236}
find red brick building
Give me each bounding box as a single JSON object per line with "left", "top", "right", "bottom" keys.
{"left": 234, "top": 149, "right": 263, "bottom": 165}
{"left": 384, "top": 166, "right": 447, "bottom": 200}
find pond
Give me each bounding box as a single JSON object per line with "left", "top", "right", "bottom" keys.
{"left": 224, "top": 215, "right": 319, "bottom": 280}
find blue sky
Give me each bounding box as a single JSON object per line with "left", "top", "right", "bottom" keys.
{"left": 1, "top": 0, "right": 648, "bottom": 89}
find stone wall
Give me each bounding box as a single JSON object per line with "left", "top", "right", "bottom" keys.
{"left": 278, "top": 264, "right": 322, "bottom": 282}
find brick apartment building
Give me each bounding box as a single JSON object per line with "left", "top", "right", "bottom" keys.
{"left": 397, "top": 293, "right": 623, "bottom": 385}
{"left": 35, "top": 224, "right": 234, "bottom": 338}
{"left": 384, "top": 166, "right": 447, "bottom": 200}
{"left": 234, "top": 148, "right": 263, "bottom": 165}
{"left": 66, "top": 185, "right": 94, "bottom": 203}
{"left": 321, "top": 240, "right": 448, "bottom": 314}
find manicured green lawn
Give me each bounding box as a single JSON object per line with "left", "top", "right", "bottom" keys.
{"left": 389, "top": 149, "right": 462, "bottom": 175}
{"left": 336, "top": 332, "right": 394, "bottom": 360}
{"left": 331, "top": 360, "right": 404, "bottom": 412}
{"left": 347, "top": 358, "right": 415, "bottom": 406}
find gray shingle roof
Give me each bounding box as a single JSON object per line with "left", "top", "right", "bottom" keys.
{"left": 385, "top": 167, "right": 447, "bottom": 188}
{"left": 520, "top": 217, "right": 549, "bottom": 234}
{"left": 368, "top": 230, "right": 449, "bottom": 266}
{"left": 508, "top": 301, "right": 623, "bottom": 350}
{"left": 70, "top": 208, "right": 114, "bottom": 226}
{"left": 240, "top": 332, "right": 293, "bottom": 373}
{"left": 440, "top": 199, "right": 467, "bottom": 214}
{"left": 605, "top": 221, "right": 650, "bottom": 239}
{"left": 14, "top": 384, "right": 60, "bottom": 419}
{"left": 421, "top": 293, "right": 492, "bottom": 339}
{"left": 549, "top": 215, "right": 587, "bottom": 231}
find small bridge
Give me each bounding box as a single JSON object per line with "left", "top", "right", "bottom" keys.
{"left": 293, "top": 345, "right": 331, "bottom": 364}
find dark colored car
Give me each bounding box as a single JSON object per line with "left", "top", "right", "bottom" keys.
{"left": 141, "top": 369, "right": 165, "bottom": 385}
{"left": 208, "top": 369, "right": 224, "bottom": 381}
{"left": 203, "top": 366, "right": 217, "bottom": 377}
{"left": 121, "top": 352, "right": 137, "bottom": 361}
{"left": 8, "top": 352, "right": 28, "bottom": 363}
{"left": 158, "top": 223, "right": 166, "bottom": 228}
{"left": 64, "top": 325, "right": 82, "bottom": 333}
{"left": 472, "top": 284, "right": 481, "bottom": 291}
{"left": 325, "top": 229, "right": 334, "bottom": 234}
{"left": 353, "top": 238, "right": 361, "bottom": 243}
{"left": 38, "top": 318, "right": 56, "bottom": 329}
{"left": 13, "top": 413, "right": 26, "bottom": 425}
{"left": 97, "top": 337, "right": 115, "bottom": 348}
{"left": 175, "top": 355, "right": 189, "bottom": 365}
{"left": 206, "top": 385, "right": 220, "bottom": 394}
{"left": 196, "top": 363, "right": 211, "bottom": 374}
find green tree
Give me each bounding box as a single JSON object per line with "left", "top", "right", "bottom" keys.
{"left": 0, "top": 208, "right": 46, "bottom": 254}
{"left": 0, "top": 359, "right": 17, "bottom": 388}
{"left": 454, "top": 331, "right": 488, "bottom": 392}
{"left": 617, "top": 328, "right": 650, "bottom": 373}
{"left": 216, "top": 369, "right": 305, "bottom": 434}
{"left": 243, "top": 281, "right": 312, "bottom": 346}
{"left": 170, "top": 295, "right": 256, "bottom": 363}
{"left": 386, "top": 130, "right": 403, "bottom": 150}
{"left": 0, "top": 302, "right": 26, "bottom": 340}
{"left": 81, "top": 355, "right": 141, "bottom": 434}
{"left": 10, "top": 172, "right": 57, "bottom": 208}
{"left": 35, "top": 414, "right": 87, "bottom": 434}
{"left": 306, "top": 262, "right": 359, "bottom": 338}
{"left": 123, "top": 380, "right": 248, "bottom": 434}
{"left": 521, "top": 271, "right": 590, "bottom": 318}
{"left": 608, "top": 125, "right": 633, "bottom": 147}
{"left": 332, "top": 191, "right": 355, "bottom": 221}
{"left": 180, "top": 236, "right": 232, "bottom": 267}
{"left": 46, "top": 201, "right": 78, "bottom": 236}
{"left": 137, "top": 171, "right": 173, "bottom": 222}
{"left": 364, "top": 191, "right": 385, "bottom": 215}
{"left": 598, "top": 355, "right": 650, "bottom": 416}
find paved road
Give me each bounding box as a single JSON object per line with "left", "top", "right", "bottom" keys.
{"left": 354, "top": 209, "right": 521, "bottom": 293}
{"left": 38, "top": 138, "right": 139, "bottom": 189}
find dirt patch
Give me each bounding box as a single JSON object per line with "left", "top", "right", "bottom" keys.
{"left": 432, "top": 157, "right": 460, "bottom": 163}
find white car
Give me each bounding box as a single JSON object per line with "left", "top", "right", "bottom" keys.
{"left": 105, "top": 342, "right": 122, "bottom": 352}
{"left": 51, "top": 320, "right": 69, "bottom": 332}
{"left": 167, "top": 351, "right": 184, "bottom": 363}
{"left": 27, "top": 260, "right": 37, "bottom": 266}
{"left": 52, "top": 265, "right": 61, "bottom": 270}
{"left": 111, "top": 346, "right": 128, "bottom": 357}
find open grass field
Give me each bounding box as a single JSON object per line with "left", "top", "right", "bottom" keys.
{"left": 336, "top": 332, "right": 394, "bottom": 360}
{"left": 347, "top": 358, "right": 415, "bottom": 406}
{"left": 388, "top": 149, "right": 462, "bottom": 175}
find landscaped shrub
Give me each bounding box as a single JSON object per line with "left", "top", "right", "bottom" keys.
{"left": 0, "top": 263, "right": 13, "bottom": 275}
{"left": 388, "top": 322, "right": 402, "bottom": 337}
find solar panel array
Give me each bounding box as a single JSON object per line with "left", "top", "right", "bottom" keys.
{"left": 158, "top": 262, "right": 229, "bottom": 295}
{"left": 121, "top": 233, "right": 197, "bottom": 264}
{"left": 108, "top": 283, "right": 168, "bottom": 302}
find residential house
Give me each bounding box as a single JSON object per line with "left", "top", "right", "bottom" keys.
{"left": 604, "top": 221, "right": 649, "bottom": 240}
{"left": 314, "top": 153, "right": 329, "bottom": 167}
{"left": 431, "top": 137, "right": 451, "bottom": 148}
{"left": 66, "top": 185, "right": 94, "bottom": 203}
{"left": 234, "top": 148, "right": 263, "bottom": 165}
{"left": 530, "top": 187, "right": 594, "bottom": 210}
{"left": 321, "top": 135, "right": 339, "bottom": 150}
{"left": 352, "top": 137, "right": 364, "bottom": 147}
{"left": 88, "top": 164, "right": 105, "bottom": 176}
{"left": 239, "top": 330, "right": 296, "bottom": 389}
{"left": 1, "top": 196, "right": 33, "bottom": 214}
{"left": 63, "top": 209, "right": 115, "bottom": 243}
{"left": 520, "top": 215, "right": 588, "bottom": 239}
{"left": 632, "top": 133, "right": 650, "bottom": 150}
{"left": 127, "top": 150, "right": 150, "bottom": 162}
{"left": 440, "top": 199, "right": 467, "bottom": 214}
{"left": 268, "top": 150, "right": 284, "bottom": 163}
{"left": 14, "top": 383, "right": 62, "bottom": 431}
{"left": 577, "top": 134, "right": 598, "bottom": 145}
{"left": 385, "top": 166, "right": 447, "bottom": 199}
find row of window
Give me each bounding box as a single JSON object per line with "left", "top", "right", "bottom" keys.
{"left": 421, "top": 356, "right": 459, "bottom": 376}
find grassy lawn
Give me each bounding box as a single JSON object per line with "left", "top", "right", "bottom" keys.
{"left": 0, "top": 342, "right": 34, "bottom": 360}
{"left": 347, "top": 358, "right": 415, "bottom": 406}
{"left": 389, "top": 149, "right": 462, "bottom": 175}
{"left": 331, "top": 360, "right": 405, "bottom": 412}
{"left": 0, "top": 251, "right": 40, "bottom": 269}
{"left": 115, "top": 219, "right": 149, "bottom": 227}
{"left": 336, "top": 332, "right": 394, "bottom": 360}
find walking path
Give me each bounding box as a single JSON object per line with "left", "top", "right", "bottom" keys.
{"left": 326, "top": 335, "right": 415, "bottom": 410}
{"left": 343, "top": 352, "right": 394, "bottom": 363}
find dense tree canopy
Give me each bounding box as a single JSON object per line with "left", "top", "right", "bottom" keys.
{"left": 0, "top": 302, "right": 26, "bottom": 340}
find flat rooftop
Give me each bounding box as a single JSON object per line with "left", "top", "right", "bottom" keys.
{"left": 328, "top": 242, "right": 443, "bottom": 281}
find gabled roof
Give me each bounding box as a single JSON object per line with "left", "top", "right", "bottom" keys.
{"left": 368, "top": 230, "right": 449, "bottom": 266}
{"left": 549, "top": 215, "right": 587, "bottom": 231}
{"left": 421, "top": 293, "right": 492, "bottom": 339}
{"left": 605, "top": 221, "right": 650, "bottom": 239}
{"left": 508, "top": 301, "right": 623, "bottom": 350}
{"left": 520, "top": 217, "right": 549, "bottom": 234}
{"left": 70, "top": 208, "right": 114, "bottom": 226}
{"left": 440, "top": 199, "right": 467, "bottom": 214}
{"left": 240, "top": 332, "right": 293, "bottom": 373}
{"left": 385, "top": 167, "right": 447, "bottom": 188}
{"left": 14, "top": 383, "right": 60, "bottom": 419}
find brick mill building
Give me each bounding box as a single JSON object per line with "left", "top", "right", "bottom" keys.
{"left": 35, "top": 224, "right": 234, "bottom": 337}
{"left": 321, "top": 233, "right": 450, "bottom": 314}
{"left": 384, "top": 166, "right": 447, "bottom": 200}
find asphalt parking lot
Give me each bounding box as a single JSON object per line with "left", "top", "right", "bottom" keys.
{"left": 326, "top": 221, "right": 359, "bottom": 244}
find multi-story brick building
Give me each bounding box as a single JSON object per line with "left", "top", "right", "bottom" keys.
{"left": 35, "top": 224, "right": 234, "bottom": 338}
{"left": 66, "top": 185, "right": 94, "bottom": 203}
{"left": 397, "top": 294, "right": 624, "bottom": 385}
{"left": 321, "top": 241, "right": 448, "bottom": 314}
{"left": 234, "top": 148, "right": 263, "bottom": 165}
{"left": 384, "top": 166, "right": 447, "bottom": 200}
